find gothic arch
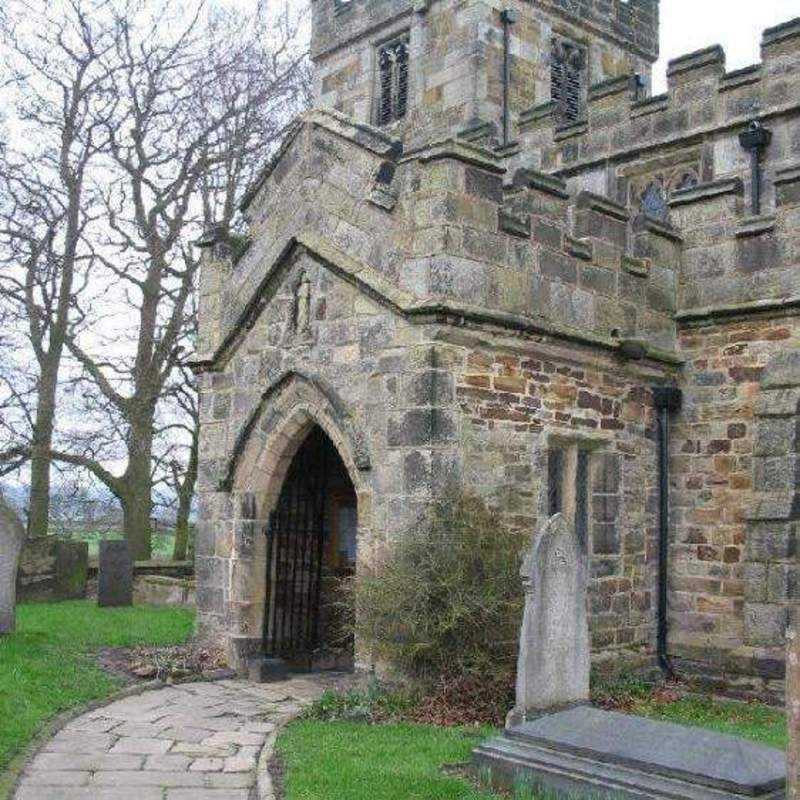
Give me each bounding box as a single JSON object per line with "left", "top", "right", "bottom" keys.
{"left": 220, "top": 371, "right": 374, "bottom": 664}
{"left": 219, "top": 369, "right": 371, "bottom": 496}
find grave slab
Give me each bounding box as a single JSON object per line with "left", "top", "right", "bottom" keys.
{"left": 98, "top": 540, "right": 133, "bottom": 607}
{"left": 474, "top": 705, "right": 786, "bottom": 800}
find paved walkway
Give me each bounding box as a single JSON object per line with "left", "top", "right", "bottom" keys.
{"left": 14, "top": 676, "right": 335, "bottom": 800}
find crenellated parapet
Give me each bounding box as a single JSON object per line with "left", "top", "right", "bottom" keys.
{"left": 512, "top": 18, "right": 800, "bottom": 180}
{"left": 198, "top": 112, "right": 681, "bottom": 375}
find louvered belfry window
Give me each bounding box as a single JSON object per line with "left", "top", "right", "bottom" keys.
{"left": 378, "top": 36, "right": 409, "bottom": 125}
{"left": 551, "top": 38, "right": 587, "bottom": 126}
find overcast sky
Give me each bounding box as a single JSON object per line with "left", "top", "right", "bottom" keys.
{"left": 654, "top": 1, "right": 798, "bottom": 91}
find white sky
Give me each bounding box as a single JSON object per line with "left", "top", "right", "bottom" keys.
{"left": 653, "top": 1, "right": 799, "bottom": 92}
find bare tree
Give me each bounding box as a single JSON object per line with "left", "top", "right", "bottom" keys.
{"left": 0, "top": 0, "right": 117, "bottom": 538}
{"left": 0, "top": 1, "right": 309, "bottom": 559}
{"left": 157, "top": 364, "right": 199, "bottom": 562}
{"left": 58, "top": 1, "right": 310, "bottom": 559}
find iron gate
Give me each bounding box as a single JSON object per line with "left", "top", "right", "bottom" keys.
{"left": 262, "top": 428, "right": 331, "bottom": 662}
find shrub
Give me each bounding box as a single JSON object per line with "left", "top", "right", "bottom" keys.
{"left": 349, "top": 488, "right": 526, "bottom": 688}
{"left": 303, "top": 678, "right": 415, "bottom": 723}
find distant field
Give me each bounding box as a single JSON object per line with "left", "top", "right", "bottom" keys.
{"left": 71, "top": 530, "right": 178, "bottom": 560}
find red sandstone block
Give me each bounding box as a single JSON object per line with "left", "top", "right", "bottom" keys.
{"left": 723, "top": 546, "right": 741, "bottom": 564}
{"left": 697, "top": 545, "right": 720, "bottom": 562}
{"left": 493, "top": 375, "right": 526, "bottom": 393}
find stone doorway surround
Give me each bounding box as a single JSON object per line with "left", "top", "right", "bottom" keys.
{"left": 260, "top": 424, "right": 359, "bottom": 669}
{"left": 211, "top": 371, "right": 374, "bottom": 671}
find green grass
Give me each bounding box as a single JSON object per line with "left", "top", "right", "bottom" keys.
{"left": 0, "top": 601, "right": 194, "bottom": 774}
{"left": 278, "top": 721, "right": 501, "bottom": 799}
{"left": 278, "top": 686, "right": 788, "bottom": 800}
{"left": 631, "top": 693, "right": 786, "bottom": 749}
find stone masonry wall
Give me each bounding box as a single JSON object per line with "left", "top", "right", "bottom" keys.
{"left": 669, "top": 312, "right": 800, "bottom": 697}
{"left": 443, "top": 334, "right": 666, "bottom": 655}
{"left": 311, "top": 0, "right": 656, "bottom": 146}
{"left": 195, "top": 3, "right": 800, "bottom": 688}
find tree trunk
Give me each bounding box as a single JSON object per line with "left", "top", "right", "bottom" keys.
{"left": 172, "top": 514, "right": 190, "bottom": 562}
{"left": 0, "top": 495, "right": 26, "bottom": 634}
{"left": 27, "top": 365, "right": 59, "bottom": 538}
{"left": 122, "top": 416, "right": 154, "bottom": 561}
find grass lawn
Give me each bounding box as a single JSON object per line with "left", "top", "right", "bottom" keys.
{"left": 278, "top": 721, "right": 499, "bottom": 800}
{"left": 277, "top": 690, "right": 788, "bottom": 800}
{"left": 631, "top": 692, "right": 786, "bottom": 749}
{"left": 0, "top": 600, "right": 194, "bottom": 778}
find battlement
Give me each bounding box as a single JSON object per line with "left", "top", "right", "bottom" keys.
{"left": 512, "top": 18, "right": 800, "bottom": 175}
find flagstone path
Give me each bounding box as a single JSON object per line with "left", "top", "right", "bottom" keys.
{"left": 14, "top": 675, "right": 340, "bottom": 800}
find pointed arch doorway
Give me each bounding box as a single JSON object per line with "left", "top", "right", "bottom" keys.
{"left": 262, "top": 425, "right": 357, "bottom": 670}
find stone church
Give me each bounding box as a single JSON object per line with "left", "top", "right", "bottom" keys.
{"left": 193, "top": 0, "right": 800, "bottom": 695}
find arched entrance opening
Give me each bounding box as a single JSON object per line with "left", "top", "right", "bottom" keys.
{"left": 262, "top": 424, "right": 358, "bottom": 670}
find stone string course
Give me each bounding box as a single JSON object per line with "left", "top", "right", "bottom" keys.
{"left": 14, "top": 677, "right": 335, "bottom": 800}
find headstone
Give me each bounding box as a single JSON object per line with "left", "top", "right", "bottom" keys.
{"left": 16, "top": 538, "right": 59, "bottom": 601}
{"left": 508, "top": 513, "right": 589, "bottom": 725}
{"left": 54, "top": 540, "right": 89, "bottom": 600}
{"left": 788, "top": 610, "right": 800, "bottom": 799}
{"left": 98, "top": 540, "right": 133, "bottom": 607}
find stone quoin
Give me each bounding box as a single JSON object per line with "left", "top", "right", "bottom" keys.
{"left": 192, "top": 0, "right": 800, "bottom": 693}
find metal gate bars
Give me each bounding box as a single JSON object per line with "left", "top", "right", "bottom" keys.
{"left": 261, "top": 428, "right": 331, "bottom": 663}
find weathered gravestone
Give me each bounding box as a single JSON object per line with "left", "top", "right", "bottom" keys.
{"left": 17, "top": 538, "right": 89, "bottom": 601}
{"left": 98, "top": 540, "right": 133, "bottom": 607}
{"left": 54, "top": 540, "right": 89, "bottom": 600}
{"left": 788, "top": 609, "right": 800, "bottom": 799}
{"left": 509, "top": 513, "right": 589, "bottom": 725}
{"left": 474, "top": 512, "right": 786, "bottom": 799}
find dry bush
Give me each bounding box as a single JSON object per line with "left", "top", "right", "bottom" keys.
{"left": 350, "top": 489, "right": 526, "bottom": 689}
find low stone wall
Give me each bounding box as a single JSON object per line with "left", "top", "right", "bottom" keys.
{"left": 87, "top": 559, "right": 194, "bottom": 578}
{"left": 133, "top": 575, "right": 196, "bottom": 608}
{"left": 17, "top": 538, "right": 88, "bottom": 602}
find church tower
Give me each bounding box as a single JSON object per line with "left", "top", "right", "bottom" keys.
{"left": 311, "top": 0, "right": 659, "bottom": 146}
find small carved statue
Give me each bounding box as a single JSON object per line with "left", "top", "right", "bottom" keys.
{"left": 294, "top": 273, "right": 312, "bottom": 335}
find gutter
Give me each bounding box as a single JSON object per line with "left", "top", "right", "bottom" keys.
{"left": 652, "top": 386, "right": 682, "bottom": 679}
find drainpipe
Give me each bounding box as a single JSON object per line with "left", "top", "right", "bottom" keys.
{"left": 500, "top": 9, "right": 517, "bottom": 147}
{"left": 652, "top": 386, "right": 682, "bottom": 679}
{"left": 738, "top": 120, "right": 773, "bottom": 216}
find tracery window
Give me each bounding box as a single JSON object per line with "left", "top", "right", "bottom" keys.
{"left": 551, "top": 38, "right": 587, "bottom": 126}
{"left": 378, "top": 35, "right": 409, "bottom": 126}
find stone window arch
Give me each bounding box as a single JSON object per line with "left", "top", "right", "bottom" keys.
{"left": 377, "top": 34, "right": 409, "bottom": 126}
{"left": 551, "top": 38, "right": 587, "bottom": 126}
